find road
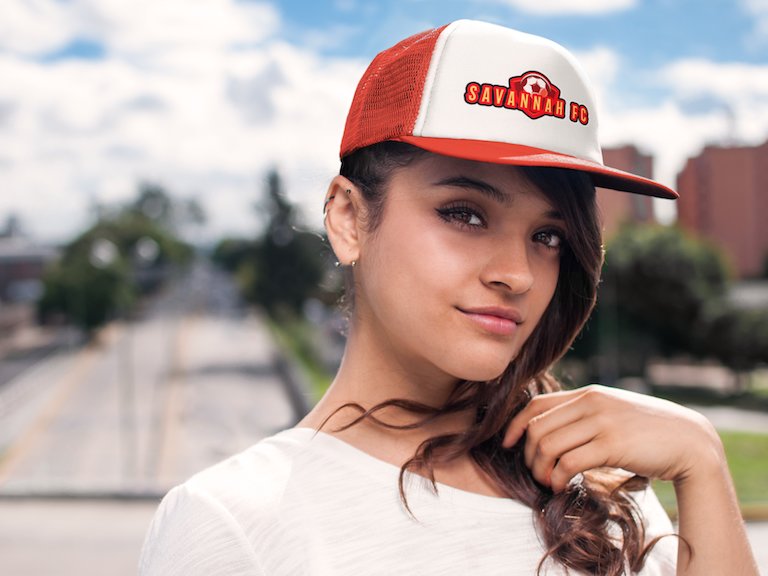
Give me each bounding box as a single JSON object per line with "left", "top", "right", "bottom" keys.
{"left": 0, "top": 261, "right": 766, "bottom": 574}
{"left": 0, "top": 262, "right": 298, "bottom": 497}
{"left": 0, "top": 261, "right": 302, "bottom": 575}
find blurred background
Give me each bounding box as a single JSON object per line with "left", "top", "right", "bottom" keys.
{"left": 1, "top": 0, "right": 767, "bottom": 574}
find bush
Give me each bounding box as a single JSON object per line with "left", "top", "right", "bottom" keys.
{"left": 567, "top": 224, "right": 738, "bottom": 379}
{"left": 604, "top": 224, "right": 730, "bottom": 353}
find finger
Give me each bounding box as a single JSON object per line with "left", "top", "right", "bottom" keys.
{"left": 503, "top": 388, "right": 584, "bottom": 448}
{"left": 526, "top": 417, "right": 600, "bottom": 487}
{"left": 549, "top": 439, "right": 612, "bottom": 493}
{"left": 522, "top": 398, "right": 594, "bottom": 466}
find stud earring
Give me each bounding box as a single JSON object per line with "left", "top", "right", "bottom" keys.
{"left": 351, "top": 260, "right": 357, "bottom": 267}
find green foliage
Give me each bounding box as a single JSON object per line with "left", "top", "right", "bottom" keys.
{"left": 212, "top": 238, "right": 256, "bottom": 273}
{"left": 266, "top": 316, "right": 333, "bottom": 400}
{"left": 567, "top": 224, "right": 758, "bottom": 379}
{"left": 604, "top": 224, "right": 730, "bottom": 353}
{"left": 248, "top": 227, "right": 326, "bottom": 316}
{"left": 214, "top": 168, "right": 331, "bottom": 318}
{"left": 38, "top": 250, "right": 133, "bottom": 332}
{"left": 37, "top": 184, "right": 195, "bottom": 334}
{"left": 697, "top": 305, "right": 768, "bottom": 371}
{"left": 131, "top": 182, "right": 206, "bottom": 230}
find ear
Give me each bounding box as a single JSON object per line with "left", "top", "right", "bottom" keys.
{"left": 324, "top": 175, "right": 363, "bottom": 265}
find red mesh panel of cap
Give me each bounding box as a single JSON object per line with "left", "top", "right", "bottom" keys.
{"left": 340, "top": 24, "right": 449, "bottom": 158}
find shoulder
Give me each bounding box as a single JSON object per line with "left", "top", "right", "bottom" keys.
{"left": 139, "top": 428, "right": 315, "bottom": 576}
{"left": 184, "top": 428, "right": 310, "bottom": 511}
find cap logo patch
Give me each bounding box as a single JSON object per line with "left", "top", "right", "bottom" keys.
{"left": 463, "top": 71, "right": 589, "bottom": 125}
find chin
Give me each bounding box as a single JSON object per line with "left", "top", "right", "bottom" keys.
{"left": 443, "top": 353, "right": 514, "bottom": 383}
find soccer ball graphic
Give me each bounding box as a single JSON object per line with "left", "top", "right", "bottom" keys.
{"left": 520, "top": 73, "right": 551, "bottom": 98}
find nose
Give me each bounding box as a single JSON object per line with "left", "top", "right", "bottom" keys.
{"left": 479, "top": 241, "right": 534, "bottom": 294}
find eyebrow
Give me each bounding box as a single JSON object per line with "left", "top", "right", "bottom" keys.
{"left": 432, "top": 175, "right": 564, "bottom": 220}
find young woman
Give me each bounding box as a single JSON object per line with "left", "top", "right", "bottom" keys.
{"left": 140, "top": 20, "right": 758, "bottom": 575}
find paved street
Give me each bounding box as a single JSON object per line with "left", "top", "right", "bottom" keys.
{"left": 0, "top": 262, "right": 297, "bottom": 497}
{"left": 0, "top": 262, "right": 300, "bottom": 574}
{"left": 0, "top": 499, "right": 157, "bottom": 576}
{"left": 0, "top": 261, "right": 765, "bottom": 574}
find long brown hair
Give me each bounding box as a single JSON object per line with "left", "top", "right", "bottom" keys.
{"left": 331, "top": 141, "right": 656, "bottom": 575}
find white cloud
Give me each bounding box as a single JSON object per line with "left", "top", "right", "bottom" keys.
{"left": 491, "top": 0, "right": 636, "bottom": 15}
{"left": 571, "top": 47, "right": 621, "bottom": 119}
{"left": 0, "top": 0, "right": 280, "bottom": 57}
{"left": 0, "top": 1, "right": 365, "bottom": 243}
{"left": 656, "top": 59, "right": 768, "bottom": 147}
{"left": 0, "top": 0, "right": 76, "bottom": 55}
{"left": 662, "top": 58, "right": 768, "bottom": 97}
{"left": 74, "top": 0, "right": 279, "bottom": 60}
{"left": 743, "top": 0, "right": 768, "bottom": 46}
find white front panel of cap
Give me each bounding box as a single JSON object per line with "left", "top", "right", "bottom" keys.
{"left": 415, "top": 20, "right": 602, "bottom": 164}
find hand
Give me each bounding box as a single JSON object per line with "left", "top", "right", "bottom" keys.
{"left": 502, "top": 385, "right": 724, "bottom": 492}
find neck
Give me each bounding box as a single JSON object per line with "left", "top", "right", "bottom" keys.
{"left": 298, "top": 318, "right": 475, "bottom": 454}
{"left": 296, "top": 318, "right": 509, "bottom": 499}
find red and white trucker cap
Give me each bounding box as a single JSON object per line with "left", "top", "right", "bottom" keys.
{"left": 340, "top": 20, "right": 677, "bottom": 199}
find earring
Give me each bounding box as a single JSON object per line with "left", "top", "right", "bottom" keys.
{"left": 351, "top": 260, "right": 357, "bottom": 267}
{"left": 323, "top": 194, "right": 336, "bottom": 216}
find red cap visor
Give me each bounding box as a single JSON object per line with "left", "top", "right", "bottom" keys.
{"left": 395, "top": 136, "right": 678, "bottom": 200}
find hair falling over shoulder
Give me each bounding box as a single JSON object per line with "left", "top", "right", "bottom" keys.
{"left": 333, "top": 142, "right": 661, "bottom": 575}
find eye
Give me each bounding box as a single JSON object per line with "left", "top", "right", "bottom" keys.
{"left": 533, "top": 229, "right": 565, "bottom": 250}
{"left": 436, "top": 203, "right": 487, "bottom": 229}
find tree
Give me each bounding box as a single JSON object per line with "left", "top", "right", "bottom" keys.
{"left": 131, "top": 182, "right": 207, "bottom": 232}
{"left": 567, "top": 224, "right": 732, "bottom": 379}
{"left": 246, "top": 169, "right": 327, "bottom": 316}
{"left": 37, "top": 236, "right": 133, "bottom": 333}
{"left": 697, "top": 304, "right": 768, "bottom": 379}
{"left": 609, "top": 225, "right": 728, "bottom": 347}
{"left": 37, "top": 186, "right": 194, "bottom": 334}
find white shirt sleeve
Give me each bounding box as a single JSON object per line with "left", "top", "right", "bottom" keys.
{"left": 635, "top": 486, "right": 678, "bottom": 575}
{"left": 139, "top": 483, "right": 265, "bottom": 576}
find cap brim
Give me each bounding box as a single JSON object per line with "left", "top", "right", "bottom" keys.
{"left": 396, "top": 136, "right": 678, "bottom": 200}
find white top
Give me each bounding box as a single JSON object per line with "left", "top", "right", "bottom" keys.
{"left": 139, "top": 428, "right": 677, "bottom": 575}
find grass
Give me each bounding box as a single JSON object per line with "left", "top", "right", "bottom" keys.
{"left": 751, "top": 370, "right": 768, "bottom": 399}
{"left": 653, "top": 430, "right": 768, "bottom": 519}
{"left": 266, "top": 315, "right": 333, "bottom": 401}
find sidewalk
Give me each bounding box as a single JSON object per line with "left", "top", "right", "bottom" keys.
{"left": 688, "top": 404, "right": 768, "bottom": 434}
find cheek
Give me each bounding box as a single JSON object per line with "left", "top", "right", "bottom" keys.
{"left": 525, "top": 258, "right": 561, "bottom": 330}
{"left": 366, "top": 221, "right": 460, "bottom": 310}
{"left": 359, "top": 211, "right": 474, "bottom": 344}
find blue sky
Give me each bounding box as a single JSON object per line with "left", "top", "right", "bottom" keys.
{"left": 279, "top": 0, "right": 762, "bottom": 64}
{"left": 2, "top": 0, "right": 767, "bottom": 242}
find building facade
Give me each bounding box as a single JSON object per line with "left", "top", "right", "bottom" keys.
{"left": 598, "top": 145, "right": 656, "bottom": 239}
{"left": 677, "top": 140, "right": 768, "bottom": 278}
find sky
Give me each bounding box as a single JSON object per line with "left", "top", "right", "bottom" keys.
{"left": 2, "top": 0, "right": 768, "bottom": 244}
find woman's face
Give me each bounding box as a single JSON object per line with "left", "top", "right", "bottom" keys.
{"left": 353, "top": 153, "right": 565, "bottom": 386}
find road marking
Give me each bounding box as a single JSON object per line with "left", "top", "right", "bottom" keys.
{"left": 156, "top": 314, "right": 194, "bottom": 485}
{"left": 0, "top": 324, "right": 122, "bottom": 486}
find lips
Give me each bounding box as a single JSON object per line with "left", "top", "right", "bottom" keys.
{"left": 458, "top": 306, "right": 523, "bottom": 336}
